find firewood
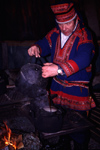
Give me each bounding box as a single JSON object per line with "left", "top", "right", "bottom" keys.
{"left": 11, "top": 134, "right": 24, "bottom": 149}
{"left": 17, "top": 142, "right": 24, "bottom": 149}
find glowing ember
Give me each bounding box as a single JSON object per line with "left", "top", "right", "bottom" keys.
{"left": 3, "top": 122, "right": 17, "bottom": 149}
{"left": 0, "top": 122, "right": 24, "bottom": 150}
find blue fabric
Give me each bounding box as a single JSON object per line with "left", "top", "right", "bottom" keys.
{"left": 51, "top": 80, "right": 89, "bottom": 97}
{"left": 35, "top": 21, "right": 95, "bottom": 110}
{"left": 36, "top": 28, "right": 95, "bottom": 82}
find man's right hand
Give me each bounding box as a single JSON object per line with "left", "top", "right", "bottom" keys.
{"left": 28, "top": 45, "right": 40, "bottom": 57}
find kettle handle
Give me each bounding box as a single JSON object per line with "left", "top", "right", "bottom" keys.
{"left": 29, "top": 56, "right": 43, "bottom": 66}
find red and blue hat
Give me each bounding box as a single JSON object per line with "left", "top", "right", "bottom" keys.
{"left": 51, "top": 1, "right": 77, "bottom": 24}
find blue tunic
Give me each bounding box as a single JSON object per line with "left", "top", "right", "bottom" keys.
{"left": 35, "top": 21, "right": 96, "bottom": 111}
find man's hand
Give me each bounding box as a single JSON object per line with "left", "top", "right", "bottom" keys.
{"left": 42, "top": 63, "right": 58, "bottom": 78}
{"left": 28, "top": 45, "right": 40, "bottom": 57}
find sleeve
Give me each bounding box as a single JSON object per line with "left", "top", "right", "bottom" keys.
{"left": 60, "top": 42, "right": 95, "bottom": 77}
{"left": 35, "top": 27, "right": 59, "bottom": 57}
{"left": 35, "top": 37, "right": 51, "bottom": 57}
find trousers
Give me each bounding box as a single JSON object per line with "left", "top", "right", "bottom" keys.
{"left": 55, "top": 105, "right": 90, "bottom": 150}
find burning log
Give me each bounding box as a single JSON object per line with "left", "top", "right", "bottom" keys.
{"left": 0, "top": 122, "right": 24, "bottom": 150}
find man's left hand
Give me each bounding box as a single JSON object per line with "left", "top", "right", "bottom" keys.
{"left": 42, "top": 63, "right": 58, "bottom": 78}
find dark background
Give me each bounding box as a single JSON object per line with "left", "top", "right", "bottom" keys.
{"left": 0, "top": 0, "right": 100, "bottom": 41}
{"left": 0, "top": 0, "right": 100, "bottom": 74}
{"left": 0, "top": 0, "right": 55, "bottom": 41}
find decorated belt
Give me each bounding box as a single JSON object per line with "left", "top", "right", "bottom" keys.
{"left": 54, "top": 77, "right": 89, "bottom": 89}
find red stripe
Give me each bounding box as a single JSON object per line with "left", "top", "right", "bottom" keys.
{"left": 68, "top": 60, "right": 79, "bottom": 72}
{"left": 61, "top": 60, "right": 79, "bottom": 77}
{"left": 50, "top": 90, "right": 87, "bottom": 101}
{"left": 50, "top": 90, "right": 96, "bottom": 110}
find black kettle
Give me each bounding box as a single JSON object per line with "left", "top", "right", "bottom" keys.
{"left": 15, "top": 61, "right": 48, "bottom": 97}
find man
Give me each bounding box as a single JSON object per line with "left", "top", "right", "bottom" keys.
{"left": 28, "top": 0, "right": 96, "bottom": 149}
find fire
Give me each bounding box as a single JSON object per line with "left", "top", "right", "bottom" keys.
{"left": 3, "top": 122, "right": 17, "bottom": 149}
{"left": 0, "top": 122, "right": 24, "bottom": 150}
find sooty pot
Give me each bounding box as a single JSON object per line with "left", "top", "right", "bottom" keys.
{"left": 32, "top": 106, "right": 63, "bottom": 133}
{"left": 15, "top": 63, "right": 48, "bottom": 97}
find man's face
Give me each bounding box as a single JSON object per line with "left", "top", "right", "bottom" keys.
{"left": 58, "top": 19, "right": 77, "bottom": 36}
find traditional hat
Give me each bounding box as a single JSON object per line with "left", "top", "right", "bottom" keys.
{"left": 51, "top": 1, "right": 77, "bottom": 24}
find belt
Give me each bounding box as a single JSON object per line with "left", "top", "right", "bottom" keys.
{"left": 54, "top": 77, "right": 89, "bottom": 89}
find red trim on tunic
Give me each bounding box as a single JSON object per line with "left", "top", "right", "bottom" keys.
{"left": 50, "top": 90, "right": 96, "bottom": 111}
{"left": 63, "top": 60, "right": 79, "bottom": 76}
{"left": 53, "top": 34, "right": 76, "bottom": 62}
{"left": 45, "top": 28, "right": 59, "bottom": 48}
{"left": 53, "top": 24, "right": 94, "bottom": 77}
{"left": 53, "top": 31, "right": 79, "bottom": 76}
{"left": 49, "top": 23, "right": 96, "bottom": 111}
{"left": 54, "top": 77, "right": 89, "bottom": 88}
{"left": 76, "top": 27, "right": 93, "bottom": 49}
